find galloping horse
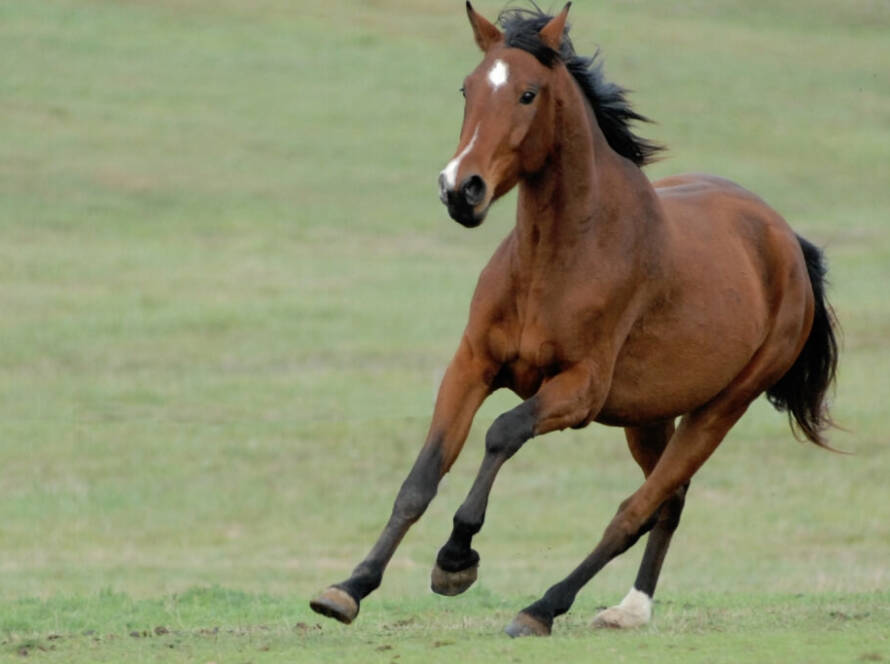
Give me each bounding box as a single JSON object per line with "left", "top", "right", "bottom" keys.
{"left": 311, "top": 3, "right": 838, "bottom": 637}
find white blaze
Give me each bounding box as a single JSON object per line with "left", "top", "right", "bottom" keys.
{"left": 441, "top": 125, "right": 479, "bottom": 189}
{"left": 488, "top": 59, "right": 508, "bottom": 89}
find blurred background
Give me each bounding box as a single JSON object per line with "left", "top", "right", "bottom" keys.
{"left": 1, "top": 0, "right": 888, "bottom": 613}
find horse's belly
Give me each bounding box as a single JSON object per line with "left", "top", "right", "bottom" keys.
{"left": 597, "top": 360, "right": 737, "bottom": 426}
{"left": 597, "top": 295, "right": 768, "bottom": 426}
{"left": 598, "top": 350, "right": 746, "bottom": 426}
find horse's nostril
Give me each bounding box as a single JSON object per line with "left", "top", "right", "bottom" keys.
{"left": 461, "top": 175, "right": 486, "bottom": 206}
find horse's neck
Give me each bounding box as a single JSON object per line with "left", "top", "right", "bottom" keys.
{"left": 514, "top": 87, "right": 658, "bottom": 270}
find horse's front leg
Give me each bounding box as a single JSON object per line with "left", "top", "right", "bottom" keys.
{"left": 310, "top": 338, "right": 494, "bottom": 624}
{"left": 431, "top": 362, "right": 602, "bottom": 596}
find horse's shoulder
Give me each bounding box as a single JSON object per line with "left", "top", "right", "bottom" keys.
{"left": 464, "top": 231, "right": 517, "bottom": 336}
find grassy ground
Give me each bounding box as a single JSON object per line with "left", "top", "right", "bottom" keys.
{"left": 1, "top": 0, "right": 888, "bottom": 661}
{"left": 2, "top": 589, "right": 888, "bottom": 663}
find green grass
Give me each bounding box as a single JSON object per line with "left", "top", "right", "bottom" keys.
{"left": 1, "top": 589, "right": 889, "bottom": 663}
{"left": 1, "top": 0, "right": 888, "bottom": 661}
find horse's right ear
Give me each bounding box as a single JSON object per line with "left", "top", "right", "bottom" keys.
{"left": 466, "top": 2, "right": 502, "bottom": 52}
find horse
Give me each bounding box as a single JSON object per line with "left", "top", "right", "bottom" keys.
{"left": 311, "top": 2, "right": 838, "bottom": 637}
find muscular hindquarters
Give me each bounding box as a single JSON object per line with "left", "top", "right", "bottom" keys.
{"left": 597, "top": 175, "right": 813, "bottom": 426}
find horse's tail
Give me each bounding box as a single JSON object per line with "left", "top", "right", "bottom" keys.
{"left": 766, "top": 235, "right": 840, "bottom": 448}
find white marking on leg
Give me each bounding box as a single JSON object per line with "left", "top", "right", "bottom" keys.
{"left": 591, "top": 587, "right": 652, "bottom": 629}
{"left": 488, "top": 59, "right": 508, "bottom": 90}
{"left": 440, "top": 125, "right": 479, "bottom": 190}
{"left": 617, "top": 587, "right": 653, "bottom": 620}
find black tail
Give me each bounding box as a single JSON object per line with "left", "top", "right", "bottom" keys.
{"left": 766, "top": 235, "right": 840, "bottom": 448}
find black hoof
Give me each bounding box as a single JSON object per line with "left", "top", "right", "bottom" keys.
{"left": 504, "top": 612, "right": 551, "bottom": 638}
{"left": 310, "top": 587, "right": 359, "bottom": 624}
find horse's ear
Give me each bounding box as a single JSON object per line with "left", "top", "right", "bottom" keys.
{"left": 466, "top": 1, "right": 502, "bottom": 52}
{"left": 539, "top": 2, "right": 571, "bottom": 51}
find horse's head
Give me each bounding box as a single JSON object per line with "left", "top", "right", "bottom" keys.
{"left": 439, "top": 2, "right": 571, "bottom": 228}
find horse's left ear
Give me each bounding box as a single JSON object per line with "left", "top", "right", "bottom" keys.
{"left": 539, "top": 2, "right": 571, "bottom": 51}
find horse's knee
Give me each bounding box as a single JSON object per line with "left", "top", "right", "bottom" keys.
{"left": 485, "top": 402, "right": 536, "bottom": 459}
{"left": 390, "top": 443, "right": 445, "bottom": 522}
{"left": 392, "top": 481, "right": 436, "bottom": 522}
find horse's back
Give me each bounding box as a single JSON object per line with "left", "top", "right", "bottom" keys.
{"left": 655, "top": 173, "right": 784, "bottom": 225}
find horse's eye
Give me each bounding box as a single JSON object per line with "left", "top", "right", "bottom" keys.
{"left": 460, "top": 86, "right": 466, "bottom": 98}
{"left": 519, "top": 90, "right": 537, "bottom": 105}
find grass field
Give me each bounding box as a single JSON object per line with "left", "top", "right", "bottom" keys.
{"left": 1, "top": 0, "right": 889, "bottom": 661}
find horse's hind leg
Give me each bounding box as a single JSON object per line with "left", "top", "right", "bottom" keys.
{"left": 592, "top": 420, "right": 689, "bottom": 629}
{"left": 504, "top": 399, "right": 752, "bottom": 638}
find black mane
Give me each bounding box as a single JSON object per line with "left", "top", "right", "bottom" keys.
{"left": 498, "top": 5, "right": 664, "bottom": 166}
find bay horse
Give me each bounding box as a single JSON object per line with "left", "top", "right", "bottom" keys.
{"left": 311, "top": 2, "right": 838, "bottom": 637}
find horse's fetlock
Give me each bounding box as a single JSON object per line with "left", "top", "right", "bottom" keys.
{"left": 341, "top": 567, "right": 381, "bottom": 598}
{"left": 436, "top": 540, "right": 480, "bottom": 572}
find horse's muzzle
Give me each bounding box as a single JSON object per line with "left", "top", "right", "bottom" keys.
{"left": 438, "top": 173, "right": 487, "bottom": 228}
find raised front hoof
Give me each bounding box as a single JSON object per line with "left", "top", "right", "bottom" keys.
{"left": 430, "top": 563, "right": 478, "bottom": 596}
{"left": 591, "top": 605, "right": 649, "bottom": 630}
{"left": 504, "top": 612, "right": 551, "bottom": 638}
{"left": 310, "top": 587, "right": 359, "bottom": 624}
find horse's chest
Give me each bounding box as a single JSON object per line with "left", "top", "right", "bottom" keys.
{"left": 488, "top": 320, "right": 562, "bottom": 398}
{"left": 519, "top": 333, "right": 558, "bottom": 368}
